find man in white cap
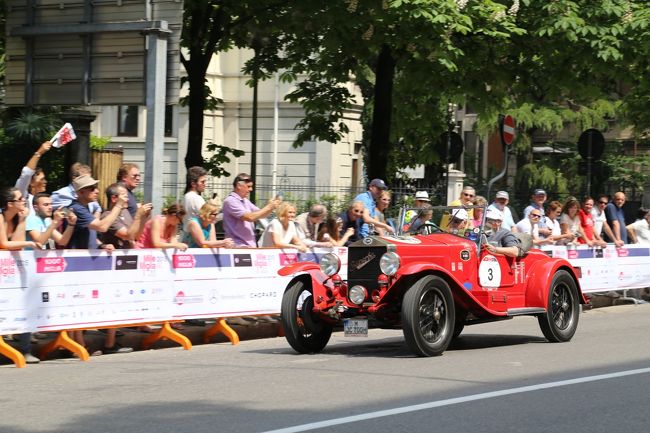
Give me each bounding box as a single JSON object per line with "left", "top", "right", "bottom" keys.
{"left": 487, "top": 190, "right": 516, "bottom": 230}
{"left": 483, "top": 208, "right": 520, "bottom": 257}
{"left": 354, "top": 178, "right": 395, "bottom": 238}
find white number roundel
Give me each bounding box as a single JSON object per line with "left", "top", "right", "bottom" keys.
{"left": 479, "top": 255, "right": 501, "bottom": 288}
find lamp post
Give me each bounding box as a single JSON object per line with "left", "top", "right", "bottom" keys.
{"left": 249, "top": 33, "right": 264, "bottom": 203}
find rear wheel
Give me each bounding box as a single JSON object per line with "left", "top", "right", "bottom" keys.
{"left": 402, "top": 275, "right": 455, "bottom": 356}
{"left": 281, "top": 279, "right": 332, "bottom": 353}
{"left": 538, "top": 270, "right": 580, "bottom": 342}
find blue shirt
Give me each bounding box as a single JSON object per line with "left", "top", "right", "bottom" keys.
{"left": 354, "top": 191, "right": 376, "bottom": 238}
{"left": 66, "top": 201, "right": 98, "bottom": 249}
{"left": 183, "top": 216, "right": 211, "bottom": 248}
{"left": 338, "top": 211, "right": 363, "bottom": 246}
{"left": 604, "top": 203, "right": 627, "bottom": 243}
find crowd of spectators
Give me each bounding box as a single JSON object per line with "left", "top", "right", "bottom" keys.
{"left": 2, "top": 139, "right": 650, "bottom": 363}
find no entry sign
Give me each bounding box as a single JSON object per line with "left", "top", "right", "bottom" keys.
{"left": 501, "top": 114, "right": 516, "bottom": 146}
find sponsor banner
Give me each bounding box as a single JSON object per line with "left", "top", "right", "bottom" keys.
{"left": 540, "top": 245, "right": 650, "bottom": 293}
{"left": 0, "top": 251, "right": 30, "bottom": 333}
{"left": 6, "top": 244, "right": 650, "bottom": 334}
{"left": 29, "top": 249, "right": 174, "bottom": 331}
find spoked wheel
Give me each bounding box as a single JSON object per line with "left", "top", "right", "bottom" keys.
{"left": 538, "top": 270, "right": 580, "bottom": 342}
{"left": 402, "top": 275, "right": 455, "bottom": 357}
{"left": 281, "top": 279, "right": 332, "bottom": 353}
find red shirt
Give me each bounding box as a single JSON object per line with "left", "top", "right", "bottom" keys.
{"left": 578, "top": 209, "right": 594, "bottom": 243}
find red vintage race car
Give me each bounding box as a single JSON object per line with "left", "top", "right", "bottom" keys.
{"left": 278, "top": 205, "right": 586, "bottom": 357}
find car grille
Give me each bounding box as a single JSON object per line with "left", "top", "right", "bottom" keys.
{"left": 347, "top": 241, "right": 389, "bottom": 292}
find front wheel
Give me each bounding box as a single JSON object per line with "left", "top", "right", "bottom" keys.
{"left": 538, "top": 270, "right": 580, "bottom": 342}
{"left": 402, "top": 275, "right": 455, "bottom": 356}
{"left": 281, "top": 279, "right": 333, "bottom": 353}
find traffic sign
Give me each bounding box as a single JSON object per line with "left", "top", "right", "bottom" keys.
{"left": 501, "top": 114, "right": 516, "bottom": 146}
{"left": 578, "top": 129, "right": 605, "bottom": 160}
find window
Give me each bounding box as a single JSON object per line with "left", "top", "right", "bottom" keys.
{"left": 164, "top": 105, "right": 174, "bottom": 137}
{"left": 118, "top": 106, "right": 138, "bottom": 136}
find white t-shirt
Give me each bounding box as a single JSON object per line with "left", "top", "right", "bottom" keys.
{"left": 591, "top": 207, "right": 606, "bottom": 237}
{"left": 544, "top": 217, "right": 562, "bottom": 238}
{"left": 183, "top": 191, "right": 205, "bottom": 230}
{"left": 258, "top": 219, "right": 298, "bottom": 248}
{"left": 629, "top": 219, "right": 650, "bottom": 245}
{"left": 560, "top": 213, "right": 581, "bottom": 236}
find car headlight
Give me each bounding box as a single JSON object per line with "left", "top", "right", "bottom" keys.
{"left": 379, "top": 252, "right": 400, "bottom": 276}
{"left": 348, "top": 285, "right": 367, "bottom": 305}
{"left": 319, "top": 253, "right": 341, "bottom": 277}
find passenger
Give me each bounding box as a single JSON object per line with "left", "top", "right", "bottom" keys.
{"left": 446, "top": 208, "right": 469, "bottom": 235}
{"left": 408, "top": 204, "right": 433, "bottom": 234}
{"left": 404, "top": 191, "right": 431, "bottom": 226}
{"left": 184, "top": 201, "right": 234, "bottom": 248}
{"left": 472, "top": 196, "right": 487, "bottom": 228}
{"left": 258, "top": 202, "right": 307, "bottom": 252}
{"left": 482, "top": 208, "right": 520, "bottom": 258}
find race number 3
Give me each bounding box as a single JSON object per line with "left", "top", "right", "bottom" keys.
{"left": 479, "top": 255, "right": 502, "bottom": 288}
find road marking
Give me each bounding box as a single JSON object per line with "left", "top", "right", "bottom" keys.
{"left": 261, "top": 367, "right": 650, "bottom": 433}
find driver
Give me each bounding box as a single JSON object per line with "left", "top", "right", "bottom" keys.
{"left": 447, "top": 208, "right": 469, "bottom": 235}
{"left": 483, "top": 208, "right": 520, "bottom": 257}
{"left": 408, "top": 204, "right": 433, "bottom": 234}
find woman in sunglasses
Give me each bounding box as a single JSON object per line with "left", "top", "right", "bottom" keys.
{"left": 135, "top": 203, "right": 188, "bottom": 250}
{"left": 0, "top": 187, "right": 40, "bottom": 250}
{"left": 184, "top": 200, "right": 234, "bottom": 248}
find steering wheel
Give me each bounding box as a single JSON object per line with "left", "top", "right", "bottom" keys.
{"left": 418, "top": 222, "right": 441, "bottom": 235}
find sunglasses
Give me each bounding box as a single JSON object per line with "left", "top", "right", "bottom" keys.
{"left": 599, "top": 201, "right": 608, "bottom": 205}
{"left": 10, "top": 196, "right": 26, "bottom": 202}
{"left": 463, "top": 193, "right": 474, "bottom": 198}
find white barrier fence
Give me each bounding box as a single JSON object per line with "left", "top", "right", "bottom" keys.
{"left": 1, "top": 245, "right": 648, "bottom": 335}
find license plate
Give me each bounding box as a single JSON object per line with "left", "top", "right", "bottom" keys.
{"left": 343, "top": 318, "right": 368, "bottom": 337}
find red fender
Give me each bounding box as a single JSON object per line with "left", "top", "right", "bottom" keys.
{"left": 524, "top": 258, "right": 585, "bottom": 307}
{"left": 277, "top": 261, "right": 321, "bottom": 276}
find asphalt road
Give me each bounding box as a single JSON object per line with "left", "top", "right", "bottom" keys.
{"left": 2, "top": 304, "right": 650, "bottom": 433}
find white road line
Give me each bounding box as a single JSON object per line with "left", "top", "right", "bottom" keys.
{"left": 261, "top": 367, "right": 650, "bottom": 433}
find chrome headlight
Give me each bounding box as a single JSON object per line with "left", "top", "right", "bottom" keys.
{"left": 348, "top": 285, "right": 367, "bottom": 305}
{"left": 379, "top": 252, "right": 400, "bottom": 276}
{"left": 319, "top": 253, "right": 341, "bottom": 277}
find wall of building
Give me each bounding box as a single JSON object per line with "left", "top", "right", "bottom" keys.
{"left": 89, "top": 48, "right": 364, "bottom": 202}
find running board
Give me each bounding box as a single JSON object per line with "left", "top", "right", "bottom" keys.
{"left": 507, "top": 307, "right": 546, "bottom": 316}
